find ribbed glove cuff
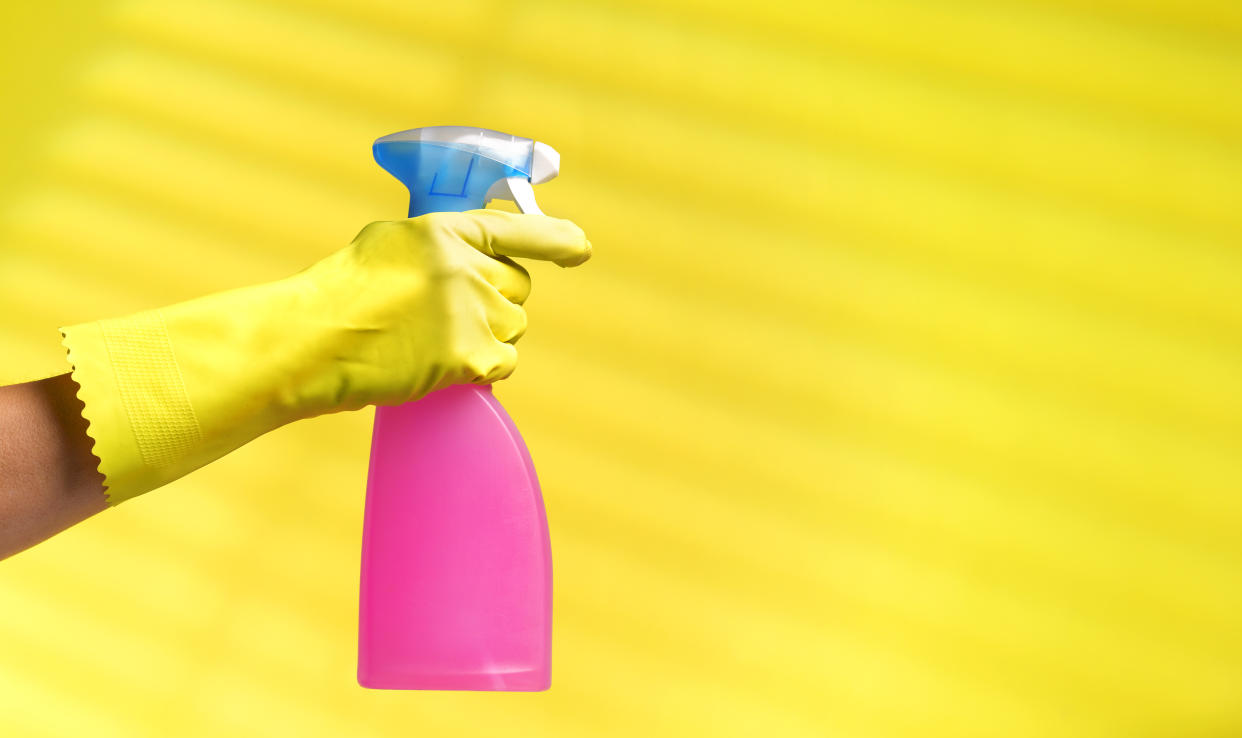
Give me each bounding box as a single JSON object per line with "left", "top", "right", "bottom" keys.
{"left": 60, "top": 310, "right": 203, "bottom": 505}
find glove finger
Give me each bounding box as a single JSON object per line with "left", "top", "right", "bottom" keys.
{"left": 479, "top": 284, "right": 529, "bottom": 344}
{"left": 463, "top": 340, "right": 518, "bottom": 385}
{"left": 464, "top": 250, "right": 533, "bottom": 304}
{"left": 456, "top": 209, "right": 592, "bottom": 267}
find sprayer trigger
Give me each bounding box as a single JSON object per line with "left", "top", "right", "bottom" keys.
{"left": 482, "top": 176, "right": 543, "bottom": 215}
{"left": 506, "top": 176, "right": 543, "bottom": 215}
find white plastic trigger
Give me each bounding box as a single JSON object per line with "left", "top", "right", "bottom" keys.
{"left": 484, "top": 176, "right": 543, "bottom": 215}
{"left": 505, "top": 177, "right": 543, "bottom": 215}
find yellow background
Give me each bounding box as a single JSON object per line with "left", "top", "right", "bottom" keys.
{"left": 2, "top": 0, "right": 1242, "bottom": 735}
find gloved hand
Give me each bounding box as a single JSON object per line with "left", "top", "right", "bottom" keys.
{"left": 60, "top": 210, "right": 592, "bottom": 505}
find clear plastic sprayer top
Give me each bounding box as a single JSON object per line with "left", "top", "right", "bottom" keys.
{"left": 373, "top": 126, "right": 560, "bottom": 217}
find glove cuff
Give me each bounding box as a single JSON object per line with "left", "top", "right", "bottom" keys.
{"left": 60, "top": 310, "right": 204, "bottom": 505}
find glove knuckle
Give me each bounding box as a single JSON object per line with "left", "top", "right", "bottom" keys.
{"left": 397, "top": 214, "right": 455, "bottom": 256}
{"left": 462, "top": 355, "right": 497, "bottom": 381}
{"left": 361, "top": 219, "right": 399, "bottom": 237}
{"left": 456, "top": 342, "right": 515, "bottom": 383}
{"left": 412, "top": 211, "right": 465, "bottom": 238}
{"left": 506, "top": 306, "right": 528, "bottom": 342}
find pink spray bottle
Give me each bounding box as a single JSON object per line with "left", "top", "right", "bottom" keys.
{"left": 358, "top": 126, "right": 560, "bottom": 691}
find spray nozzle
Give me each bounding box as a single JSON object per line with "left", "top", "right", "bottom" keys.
{"left": 373, "top": 126, "right": 559, "bottom": 217}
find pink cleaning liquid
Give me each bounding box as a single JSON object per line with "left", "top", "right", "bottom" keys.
{"left": 357, "top": 383, "right": 552, "bottom": 691}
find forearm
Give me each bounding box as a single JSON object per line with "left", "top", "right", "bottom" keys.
{"left": 0, "top": 373, "right": 107, "bottom": 560}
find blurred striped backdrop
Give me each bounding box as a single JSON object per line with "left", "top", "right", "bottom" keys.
{"left": 2, "top": 1, "right": 1241, "bottom": 736}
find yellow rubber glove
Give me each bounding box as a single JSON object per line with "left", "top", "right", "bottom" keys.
{"left": 60, "top": 210, "right": 592, "bottom": 505}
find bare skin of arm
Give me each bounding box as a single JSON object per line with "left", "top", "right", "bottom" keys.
{"left": 0, "top": 373, "right": 107, "bottom": 561}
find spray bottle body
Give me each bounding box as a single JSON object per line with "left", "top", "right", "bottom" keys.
{"left": 357, "top": 131, "right": 553, "bottom": 691}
